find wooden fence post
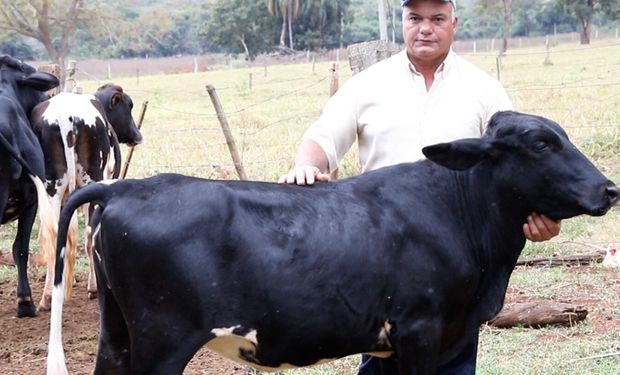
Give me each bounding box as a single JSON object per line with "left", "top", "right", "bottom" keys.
{"left": 206, "top": 84, "right": 248, "bottom": 181}
{"left": 120, "top": 100, "right": 149, "bottom": 179}
{"left": 347, "top": 39, "right": 399, "bottom": 75}
{"left": 64, "top": 60, "right": 77, "bottom": 92}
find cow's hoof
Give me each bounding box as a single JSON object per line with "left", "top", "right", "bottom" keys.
{"left": 87, "top": 290, "right": 97, "bottom": 299}
{"left": 17, "top": 299, "right": 37, "bottom": 318}
{"left": 38, "top": 295, "right": 52, "bottom": 311}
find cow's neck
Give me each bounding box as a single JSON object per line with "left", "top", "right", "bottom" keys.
{"left": 453, "top": 165, "right": 529, "bottom": 322}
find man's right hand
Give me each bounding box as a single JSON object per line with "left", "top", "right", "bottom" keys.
{"left": 278, "top": 165, "right": 331, "bottom": 185}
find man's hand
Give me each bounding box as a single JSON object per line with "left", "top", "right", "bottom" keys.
{"left": 278, "top": 165, "right": 331, "bottom": 185}
{"left": 523, "top": 213, "right": 561, "bottom": 242}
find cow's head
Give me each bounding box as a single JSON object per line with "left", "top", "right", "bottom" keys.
{"left": 0, "top": 55, "right": 59, "bottom": 116}
{"left": 94, "top": 83, "right": 143, "bottom": 146}
{"left": 422, "top": 111, "right": 619, "bottom": 220}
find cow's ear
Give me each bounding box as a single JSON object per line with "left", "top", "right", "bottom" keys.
{"left": 20, "top": 72, "right": 59, "bottom": 92}
{"left": 110, "top": 92, "right": 122, "bottom": 108}
{"left": 423, "top": 138, "right": 490, "bottom": 170}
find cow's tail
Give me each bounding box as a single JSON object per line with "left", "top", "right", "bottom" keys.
{"left": 47, "top": 182, "right": 111, "bottom": 375}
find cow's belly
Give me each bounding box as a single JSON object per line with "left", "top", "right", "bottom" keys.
{"left": 204, "top": 326, "right": 393, "bottom": 372}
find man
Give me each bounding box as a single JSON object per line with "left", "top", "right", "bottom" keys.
{"left": 279, "top": 0, "right": 560, "bottom": 373}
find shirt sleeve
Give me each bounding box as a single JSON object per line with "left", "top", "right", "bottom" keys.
{"left": 301, "top": 78, "right": 360, "bottom": 173}
{"left": 480, "top": 81, "right": 514, "bottom": 134}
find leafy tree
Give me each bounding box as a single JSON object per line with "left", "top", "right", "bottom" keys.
{"left": 559, "top": 0, "right": 620, "bottom": 44}
{"left": 511, "top": 0, "right": 575, "bottom": 37}
{"left": 344, "top": 1, "right": 381, "bottom": 44}
{"left": 0, "top": 32, "right": 38, "bottom": 60}
{"left": 296, "top": 0, "right": 351, "bottom": 49}
{"left": 457, "top": 2, "right": 503, "bottom": 39}
{"left": 0, "top": 0, "right": 99, "bottom": 81}
{"left": 267, "top": 0, "right": 303, "bottom": 48}
{"left": 201, "top": 0, "right": 278, "bottom": 59}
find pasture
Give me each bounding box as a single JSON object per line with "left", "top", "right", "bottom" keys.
{"left": 1, "top": 37, "right": 620, "bottom": 374}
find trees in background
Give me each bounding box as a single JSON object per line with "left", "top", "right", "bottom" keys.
{"left": 295, "top": 0, "right": 352, "bottom": 50}
{"left": 0, "top": 0, "right": 101, "bottom": 80}
{"left": 558, "top": 0, "right": 620, "bottom": 44}
{"left": 202, "top": 0, "right": 278, "bottom": 59}
{"left": 0, "top": 0, "right": 619, "bottom": 64}
{"left": 267, "top": 0, "right": 302, "bottom": 49}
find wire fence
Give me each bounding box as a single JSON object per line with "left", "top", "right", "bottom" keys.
{"left": 1, "top": 36, "right": 619, "bottom": 256}
{"left": 39, "top": 37, "right": 620, "bottom": 185}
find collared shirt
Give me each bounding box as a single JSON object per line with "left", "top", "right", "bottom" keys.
{"left": 303, "top": 50, "right": 514, "bottom": 173}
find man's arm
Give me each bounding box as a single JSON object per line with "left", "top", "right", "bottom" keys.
{"left": 278, "top": 139, "right": 332, "bottom": 185}
{"left": 524, "top": 213, "right": 561, "bottom": 242}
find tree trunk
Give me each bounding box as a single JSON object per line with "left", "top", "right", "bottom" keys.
{"left": 501, "top": 0, "right": 513, "bottom": 54}
{"left": 279, "top": 13, "right": 287, "bottom": 46}
{"left": 489, "top": 301, "right": 588, "bottom": 328}
{"left": 237, "top": 35, "right": 250, "bottom": 58}
{"left": 377, "top": 0, "right": 387, "bottom": 41}
{"left": 578, "top": 16, "right": 591, "bottom": 44}
{"left": 515, "top": 250, "right": 605, "bottom": 267}
{"left": 287, "top": 3, "right": 294, "bottom": 49}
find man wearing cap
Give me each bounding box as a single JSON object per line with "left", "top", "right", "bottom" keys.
{"left": 279, "top": 0, "right": 561, "bottom": 373}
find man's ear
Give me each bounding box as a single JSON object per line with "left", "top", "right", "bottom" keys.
{"left": 422, "top": 138, "right": 490, "bottom": 171}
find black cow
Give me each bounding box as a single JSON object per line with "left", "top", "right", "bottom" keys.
{"left": 30, "top": 83, "right": 143, "bottom": 310}
{"left": 46, "top": 111, "right": 618, "bottom": 375}
{"left": 0, "top": 55, "right": 59, "bottom": 317}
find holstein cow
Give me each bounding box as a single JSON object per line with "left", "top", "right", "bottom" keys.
{"left": 0, "top": 55, "right": 59, "bottom": 317}
{"left": 47, "top": 111, "right": 618, "bottom": 375}
{"left": 30, "top": 84, "right": 142, "bottom": 310}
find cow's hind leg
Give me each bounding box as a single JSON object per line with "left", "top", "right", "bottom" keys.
{"left": 14, "top": 204, "right": 37, "bottom": 317}
{"left": 129, "top": 333, "right": 203, "bottom": 375}
{"left": 93, "top": 262, "right": 131, "bottom": 375}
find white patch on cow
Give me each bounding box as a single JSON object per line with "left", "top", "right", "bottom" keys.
{"left": 43, "top": 92, "right": 102, "bottom": 128}
{"left": 205, "top": 326, "right": 336, "bottom": 372}
{"left": 364, "top": 320, "right": 394, "bottom": 359}
{"left": 377, "top": 320, "right": 392, "bottom": 347}
{"left": 99, "top": 179, "right": 119, "bottom": 186}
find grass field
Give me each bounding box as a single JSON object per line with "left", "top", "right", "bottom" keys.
{"left": 1, "top": 37, "right": 620, "bottom": 374}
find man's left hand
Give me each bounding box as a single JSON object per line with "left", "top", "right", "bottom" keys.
{"left": 523, "top": 213, "right": 561, "bottom": 242}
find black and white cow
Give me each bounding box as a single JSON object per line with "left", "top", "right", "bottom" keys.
{"left": 0, "top": 55, "right": 58, "bottom": 317}
{"left": 30, "top": 83, "right": 142, "bottom": 310}
{"left": 47, "top": 111, "right": 618, "bottom": 375}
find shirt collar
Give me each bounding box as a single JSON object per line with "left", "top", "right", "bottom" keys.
{"left": 406, "top": 49, "right": 455, "bottom": 80}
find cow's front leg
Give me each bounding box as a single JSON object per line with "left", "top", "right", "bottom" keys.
{"left": 393, "top": 319, "right": 442, "bottom": 375}
{"left": 14, "top": 204, "right": 37, "bottom": 317}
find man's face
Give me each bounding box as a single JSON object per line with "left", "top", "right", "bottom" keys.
{"left": 402, "top": 0, "right": 458, "bottom": 66}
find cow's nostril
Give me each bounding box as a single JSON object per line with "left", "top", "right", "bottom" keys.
{"left": 606, "top": 184, "right": 620, "bottom": 205}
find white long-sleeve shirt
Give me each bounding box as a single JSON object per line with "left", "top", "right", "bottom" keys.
{"left": 303, "top": 50, "right": 514, "bottom": 173}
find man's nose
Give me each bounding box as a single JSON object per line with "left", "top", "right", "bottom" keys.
{"left": 419, "top": 20, "right": 432, "bottom": 34}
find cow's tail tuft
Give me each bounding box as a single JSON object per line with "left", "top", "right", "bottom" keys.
{"left": 47, "top": 182, "right": 111, "bottom": 375}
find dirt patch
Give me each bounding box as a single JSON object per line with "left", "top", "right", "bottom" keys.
{"left": 0, "top": 267, "right": 248, "bottom": 375}
{"left": 1, "top": 261, "right": 618, "bottom": 374}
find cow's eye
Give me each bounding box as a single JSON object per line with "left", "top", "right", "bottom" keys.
{"left": 533, "top": 141, "right": 549, "bottom": 152}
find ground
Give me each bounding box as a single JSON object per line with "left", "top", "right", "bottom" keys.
{"left": 0, "top": 264, "right": 248, "bottom": 375}
{"left": 0, "top": 255, "right": 618, "bottom": 374}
